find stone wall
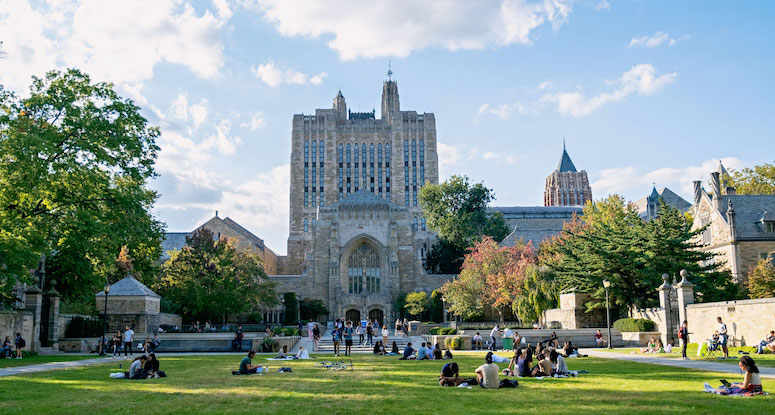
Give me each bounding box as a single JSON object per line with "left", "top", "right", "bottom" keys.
{"left": 96, "top": 295, "right": 160, "bottom": 315}
{"left": 685, "top": 297, "right": 775, "bottom": 347}
{"left": 543, "top": 293, "right": 606, "bottom": 329}
{"left": 0, "top": 310, "right": 34, "bottom": 350}
{"left": 57, "top": 313, "right": 98, "bottom": 337}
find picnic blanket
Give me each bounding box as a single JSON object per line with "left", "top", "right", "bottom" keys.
{"left": 704, "top": 384, "right": 768, "bottom": 396}
{"left": 266, "top": 357, "right": 295, "bottom": 361}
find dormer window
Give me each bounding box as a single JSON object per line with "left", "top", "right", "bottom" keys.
{"left": 765, "top": 221, "right": 775, "bottom": 233}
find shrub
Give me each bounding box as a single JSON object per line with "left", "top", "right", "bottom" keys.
{"left": 444, "top": 336, "right": 463, "bottom": 350}
{"left": 429, "top": 327, "right": 456, "bottom": 335}
{"left": 613, "top": 318, "right": 655, "bottom": 332}
{"left": 260, "top": 337, "right": 277, "bottom": 352}
{"left": 64, "top": 316, "right": 103, "bottom": 338}
{"left": 548, "top": 321, "right": 562, "bottom": 330}
{"left": 277, "top": 328, "right": 299, "bottom": 336}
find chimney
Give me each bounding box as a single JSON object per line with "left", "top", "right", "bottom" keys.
{"left": 692, "top": 180, "right": 702, "bottom": 205}
{"left": 710, "top": 172, "right": 721, "bottom": 209}
{"left": 726, "top": 187, "right": 737, "bottom": 195}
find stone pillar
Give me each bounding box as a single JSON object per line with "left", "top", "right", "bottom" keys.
{"left": 656, "top": 274, "right": 673, "bottom": 346}
{"left": 675, "top": 269, "right": 695, "bottom": 330}
{"left": 24, "top": 277, "right": 43, "bottom": 352}
{"left": 46, "top": 279, "right": 61, "bottom": 347}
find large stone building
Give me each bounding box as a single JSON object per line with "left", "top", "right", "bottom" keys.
{"left": 492, "top": 206, "right": 582, "bottom": 248}
{"left": 691, "top": 162, "right": 775, "bottom": 282}
{"left": 634, "top": 185, "right": 692, "bottom": 221}
{"left": 543, "top": 142, "right": 592, "bottom": 207}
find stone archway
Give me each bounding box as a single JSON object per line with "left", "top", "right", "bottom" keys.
{"left": 345, "top": 308, "right": 361, "bottom": 323}
{"left": 368, "top": 308, "right": 384, "bottom": 327}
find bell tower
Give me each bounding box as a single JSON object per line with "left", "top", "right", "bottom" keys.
{"left": 381, "top": 63, "right": 400, "bottom": 120}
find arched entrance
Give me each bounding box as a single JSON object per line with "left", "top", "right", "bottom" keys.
{"left": 346, "top": 309, "right": 361, "bottom": 323}
{"left": 368, "top": 309, "right": 384, "bottom": 326}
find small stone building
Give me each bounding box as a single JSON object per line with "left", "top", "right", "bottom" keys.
{"left": 96, "top": 276, "right": 180, "bottom": 334}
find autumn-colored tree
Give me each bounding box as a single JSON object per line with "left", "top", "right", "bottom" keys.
{"left": 748, "top": 259, "right": 775, "bottom": 299}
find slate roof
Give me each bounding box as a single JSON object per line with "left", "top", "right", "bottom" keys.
{"left": 337, "top": 189, "right": 390, "bottom": 206}
{"left": 160, "top": 232, "right": 190, "bottom": 262}
{"left": 634, "top": 187, "right": 693, "bottom": 218}
{"left": 490, "top": 206, "right": 582, "bottom": 247}
{"left": 96, "top": 275, "right": 159, "bottom": 297}
{"left": 557, "top": 145, "right": 577, "bottom": 173}
{"left": 717, "top": 195, "right": 775, "bottom": 241}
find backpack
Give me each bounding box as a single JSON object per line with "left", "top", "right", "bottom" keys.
{"left": 678, "top": 330, "right": 682, "bottom": 339}
{"left": 444, "top": 350, "right": 453, "bottom": 359}
{"left": 18, "top": 338, "right": 25, "bottom": 348}
{"left": 499, "top": 379, "right": 518, "bottom": 388}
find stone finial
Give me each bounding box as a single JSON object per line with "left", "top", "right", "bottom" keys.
{"left": 26, "top": 276, "right": 42, "bottom": 294}
{"left": 46, "top": 278, "right": 60, "bottom": 296}
{"left": 658, "top": 273, "right": 672, "bottom": 290}
{"left": 677, "top": 269, "right": 694, "bottom": 287}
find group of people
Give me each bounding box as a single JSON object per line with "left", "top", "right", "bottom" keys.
{"left": 394, "top": 318, "right": 410, "bottom": 337}
{"left": 127, "top": 353, "right": 164, "bottom": 379}
{"left": 399, "top": 342, "right": 449, "bottom": 360}
{"left": 2, "top": 333, "right": 25, "bottom": 359}
{"left": 327, "top": 318, "right": 392, "bottom": 356}
{"left": 371, "top": 340, "right": 400, "bottom": 355}
{"left": 109, "top": 325, "right": 137, "bottom": 357}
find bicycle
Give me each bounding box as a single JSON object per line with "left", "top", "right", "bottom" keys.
{"left": 313, "top": 360, "right": 353, "bottom": 371}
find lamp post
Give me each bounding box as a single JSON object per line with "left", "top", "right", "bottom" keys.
{"left": 100, "top": 283, "right": 111, "bottom": 356}
{"left": 441, "top": 296, "right": 447, "bottom": 324}
{"left": 603, "top": 279, "right": 612, "bottom": 349}
{"left": 281, "top": 295, "right": 286, "bottom": 326}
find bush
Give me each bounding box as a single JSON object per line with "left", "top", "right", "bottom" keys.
{"left": 444, "top": 336, "right": 463, "bottom": 350}
{"left": 429, "top": 327, "right": 456, "bottom": 335}
{"left": 260, "top": 337, "right": 277, "bottom": 352}
{"left": 275, "top": 328, "right": 299, "bottom": 336}
{"left": 548, "top": 321, "right": 562, "bottom": 330}
{"left": 613, "top": 318, "right": 655, "bottom": 332}
{"left": 64, "top": 316, "right": 103, "bottom": 338}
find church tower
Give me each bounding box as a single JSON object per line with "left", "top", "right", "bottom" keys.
{"left": 333, "top": 90, "right": 346, "bottom": 120}
{"left": 381, "top": 64, "right": 400, "bottom": 121}
{"left": 543, "top": 141, "right": 592, "bottom": 206}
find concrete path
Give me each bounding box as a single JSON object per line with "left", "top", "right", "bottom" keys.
{"left": 583, "top": 349, "right": 775, "bottom": 378}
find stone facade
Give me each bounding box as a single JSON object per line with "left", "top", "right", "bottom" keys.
{"left": 634, "top": 186, "right": 692, "bottom": 221}
{"left": 95, "top": 276, "right": 178, "bottom": 334}
{"left": 543, "top": 293, "right": 607, "bottom": 329}
{"left": 493, "top": 206, "right": 583, "bottom": 247}
{"left": 685, "top": 297, "right": 775, "bottom": 347}
{"left": 543, "top": 143, "right": 591, "bottom": 207}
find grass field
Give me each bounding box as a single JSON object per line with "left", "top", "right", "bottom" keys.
{"left": 599, "top": 345, "right": 775, "bottom": 368}
{"left": 0, "top": 352, "right": 771, "bottom": 414}
{"left": 0, "top": 355, "right": 99, "bottom": 368}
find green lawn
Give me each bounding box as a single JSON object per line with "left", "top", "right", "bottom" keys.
{"left": 0, "top": 355, "right": 99, "bottom": 368}
{"left": 0, "top": 352, "right": 771, "bottom": 414}
{"left": 598, "top": 345, "right": 775, "bottom": 368}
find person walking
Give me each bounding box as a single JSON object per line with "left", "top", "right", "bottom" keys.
{"left": 112, "top": 330, "right": 122, "bottom": 358}
{"left": 14, "top": 333, "right": 25, "bottom": 359}
{"left": 356, "top": 323, "right": 364, "bottom": 346}
{"left": 402, "top": 318, "right": 409, "bottom": 337}
{"left": 366, "top": 321, "right": 374, "bottom": 346}
{"left": 717, "top": 317, "right": 729, "bottom": 359}
{"left": 332, "top": 327, "right": 341, "bottom": 357}
{"left": 395, "top": 319, "right": 401, "bottom": 337}
{"left": 123, "top": 325, "right": 134, "bottom": 357}
{"left": 489, "top": 324, "right": 501, "bottom": 351}
{"left": 678, "top": 321, "right": 689, "bottom": 360}
{"left": 235, "top": 325, "right": 244, "bottom": 352}
{"left": 312, "top": 324, "right": 321, "bottom": 352}
{"left": 343, "top": 322, "right": 354, "bottom": 356}
{"left": 382, "top": 325, "right": 389, "bottom": 346}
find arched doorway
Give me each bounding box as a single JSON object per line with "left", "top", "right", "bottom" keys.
{"left": 368, "top": 309, "right": 384, "bottom": 327}
{"left": 346, "top": 309, "right": 361, "bottom": 323}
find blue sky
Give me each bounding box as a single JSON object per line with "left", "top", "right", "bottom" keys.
{"left": 2, "top": 0, "right": 774, "bottom": 254}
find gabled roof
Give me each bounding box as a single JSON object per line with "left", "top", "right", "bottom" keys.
{"left": 96, "top": 275, "right": 159, "bottom": 298}
{"left": 557, "top": 143, "right": 577, "bottom": 173}
{"left": 717, "top": 195, "right": 775, "bottom": 240}
{"left": 634, "top": 187, "right": 693, "bottom": 218}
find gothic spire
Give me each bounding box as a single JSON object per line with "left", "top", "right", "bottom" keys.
{"left": 557, "top": 140, "right": 577, "bottom": 173}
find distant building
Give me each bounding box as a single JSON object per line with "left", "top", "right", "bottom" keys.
{"left": 491, "top": 206, "right": 582, "bottom": 248}
{"left": 634, "top": 185, "right": 692, "bottom": 221}
{"left": 691, "top": 162, "right": 775, "bottom": 282}
{"left": 543, "top": 141, "right": 592, "bottom": 207}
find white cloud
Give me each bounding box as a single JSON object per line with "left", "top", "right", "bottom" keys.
{"left": 169, "top": 94, "right": 210, "bottom": 129}
{"left": 629, "top": 31, "right": 681, "bottom": 48}
{"left": 189, "top": 99, "right": 210, "bottom": 129}
{"left": 483, "top": 152, "right": 518, "bottom": 164}
{"left": 541, "top": 64, "right": 678, "bottom": 117}
{"left": 475, "top": 102, "right": 533, "bottom": 122}
{"left": 0, "top": 0, "right": 229, "bottom": 92}
{"left": 214, "top": 164, "right": 291, "bottom": 233}
{"left": 591, "top": 157, "right": 745, "bottom": 201}
{"left": 241, "top": 112, "right": 266, "bottom": 130}
{"left": 251, "top": 60, "right": 327, "bottom": 87}
{"left": 595, "top": 0, "right": 610, "bottom": 11}
{"left": 202, "top": 120, "right": 243, "bottom": 155}
{"left": 437, "top": 141, "right": 479, "bottom": 179}
{"left": 537, "top": 80, "right": 553, "bottom": 90}
{"left": 250, "top": 0, "right": 573, "bottom": 60}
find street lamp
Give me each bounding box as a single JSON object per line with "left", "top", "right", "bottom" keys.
{"left": 441, "top": 296, "right": 447, "bottom": 324}
{"left": 281, "top": 295, "right": 286, "bottom": 326}
{"left": 603, "top": 279, "right": 612, "bottom": 349}
{"left": 100, "top": 283, "right": 111, "bottom": 356}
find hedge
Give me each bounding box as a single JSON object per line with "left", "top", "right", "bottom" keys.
{"left": 64, "top": 316, "right": 103, "bottom": 338}
{"left": 444, "top": 336, "right": 463, "bottom": 350}
{"left": 613, "top": 318, "right": 655, "bottom": 332}
{"left": 429, "top": 327, "right": 457, "bottom": 335}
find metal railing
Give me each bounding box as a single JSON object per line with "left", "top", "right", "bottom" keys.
{"left": 158, "top": 323, "right": 300, "bottom": 334}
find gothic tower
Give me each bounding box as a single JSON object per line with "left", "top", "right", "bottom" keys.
{"left": 543, "top": 141, "right": 592, "bottom": 206}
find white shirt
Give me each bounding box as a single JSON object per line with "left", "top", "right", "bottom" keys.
{"left": 718, "top": 323, "right": 727, "bottom": 335}
{"left": 556, "top": 355, "right": 568, "bottom": 373}
{"left": 129, "top": 359, "right": 142, "bottom": 377}
{"left": 382, "top": 328, "right": 389, "bottom": 336}
{"left": 123, "top": 329, "right": 134, "bottom": 342}
{"left": 490, "top": 327, "right": 499, "bottom": 338}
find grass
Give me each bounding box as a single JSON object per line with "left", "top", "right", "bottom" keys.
{"left": 597, "top": 344, "right": 775, "bottom": 368}
{"left": 0, "top": 351, "right": 771, "bottom": 414}
{"left": 0, "top": 355, "right": 99, "bottom": 368}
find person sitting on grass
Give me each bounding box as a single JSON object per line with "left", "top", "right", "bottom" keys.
{"left": 373, "top": 341, "right": 385, "bottom": 355}
{"left": 417, "top": 342, "right": 429, "bottom": 360}
{"left": 433, "top": 343, "right": 443, "bottom": 360}
{"left": 2, "top": 336, "right": 12, "bottom": 359}
{"left": 129, "top": 355, "right": 148, "bottom": 379}
{"left": 439, "top": 362, "right": 463, "bottom": 387}
{"left": 276, "top": 345, "right": 289, "bottom": 359}
{"left": 518, "top": 348, "right": 533, "bottom": 377}
{"left": 475, "top": 352, "right": 500, "bottom": 388}
{"left": 655, "top": 338, "right": 665, "bottom": 353}
{"left": 705, "top": 356, "right": 763, "bottom": 394}
{"left": 142, "top": 353, "right": 162, "bottom": 378}
{"left": 400, "top": 342, "right": 416, "bottom": 360}
{"left": 425, "top": 343, "right": 435, "bottom": 360}
{"left": 535, "top": 341, "right": 544, "bottom": 357}
{"left": 756, "top": 330, "right": 775, "bottom": 354}
{"left": 532, "top": 350, "right": 553, "bottom": 377}
{"left": 294, "top": 346, "right": 310, "bottom": 359}
{"left": 390, "top": 341, "right": 399, "bottom": 355}
{"left": 562, "top": 341, "right": 576, "bottom": 357}
{"left": 550, "top": 350, "right": 568, "bottom": 375}
{"left": 640, "top": 337, "right": 657, "bottom": 353}
{"left": 239, "top": 351, "right": 263, "bottom": 374}
{"left": 503, "top": 353, "right": 520, "bottom": 376}
{"left": 472, "top": 332, "right": 483, "bottom": 350}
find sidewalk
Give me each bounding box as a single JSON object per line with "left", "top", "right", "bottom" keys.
{"left": 583, "top": 349, "right": 775, "bottom": 378}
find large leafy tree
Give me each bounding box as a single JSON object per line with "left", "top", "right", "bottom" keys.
{"left": 0, "top": 69, "right": 163, "bottom": 305}
{"left": 511, "top": 266, "right": 559, "bottom": 324}
{"left": 419, "top": 175, "right": 509, "bottom": 274}
{"left": 725, "top": 162, "right": 775, "bottom": 195}
{"left": 404, "top": 291, "right": 429, "bottom": 319}
{"left": 155, "top": 228, "right": 277, "bottom": 322}
{"left": 747, "top": 259, "right": 775, "bottom": 299}
{"left": 443, "top": 237, "right": 536, "bottom": 321}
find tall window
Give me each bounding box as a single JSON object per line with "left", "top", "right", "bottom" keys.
{"left": 419, "top": 139, "right": 425, "bottom": 185}
{"left": 377, "top": 144, "right": 383, "bottom": 196}
{"left": 311, "top": 141, "right": 317, "bottom": 206}
{"left": 385, "top": 143, "right": 391, "bottom": 201}
{"left": 354, "top": 144, "right": 359, "bottom": 191}
{"left": 338, "top": 144, "right": 343, "bottom": 201}
{"left": 319, "top": 140, "right": 325, "bottom": 206}
{"left": 404, "top": 140, "right": 409, "bottom": 206}
{"left": 411, "top": 139, "right": 417, "bottom": 206}
{"left": 413, "top": 216, "right": 418, "bottom": 231}
{"left": 346, "top": 143, "right": 351, "bottom": 194}
{"left": 361, "top": 144, "right": 367, "bottom": 189}
{"left": 421, "top": 217, "right": 426, "bottom": 231}
{"left": 348, "top": 245, "right": 381, "bottom": 294}
{"left": 304, "top": 218, "right": 308, "bottom": 232}
{"left": 304, "top": 140, "right": 309, "bottom": 207}
{"left": 369, "top": 144, "right": 375, "bottom": 192}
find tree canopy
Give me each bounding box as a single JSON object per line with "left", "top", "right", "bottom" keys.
{"left": 0, "top": 69, "right": 163, "bottom": 305}
{"left": 404, "top": 291, "right": 429, "bottom": 318}
{"left": 725, "top": 162, "right": 775, "bottom": 195}
{"left": 747, "top": 258, "right": 775, "bottom": 299}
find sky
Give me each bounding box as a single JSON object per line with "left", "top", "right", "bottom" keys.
{"left": 2, "top": 0, "right": 774, "bottom": 255}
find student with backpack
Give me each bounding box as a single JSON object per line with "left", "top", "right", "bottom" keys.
{"left": 14, "top": 333, "right": 25, "bottom": 359}
{"left": 678, "top": 321, "right": 689, "bottom": 360}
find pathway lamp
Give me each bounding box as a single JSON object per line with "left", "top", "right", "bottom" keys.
{"left": 603, "top": 279, "right": 612, "bottom": 349}
{"left": 100, "top": 283, "right": 111, "bottom": 356}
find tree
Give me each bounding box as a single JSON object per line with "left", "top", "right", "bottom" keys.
{"left": 300, "top": 298, "right": 329, "bottom": 321}
{"left": 726, "top": 162, "right": 775, "bottom": 195}
{"left": 419, "top": 175, "right": 509, "bottom": 274}
{"left": 442, "top": 237, "right": 536, "bottom": 321}
{"left": 282, "top": 292, "right": 298, "bottom": 325}
{"left": 747, "top": 259, "right": 775, "bottom": 299}
{"left": 155, "top": 228, "right": 277, "bottom": 322}
{"left": 428, "top": 290, "right": 444, "bottom": 323}
{"left": 404, "top": 291, "right": 429, "bottom": 319}
{"left": 0, "top": 69, "right": 164, "bottom": 305}
{"left": 511, "top": 266, "right": 559, "bottom": 324}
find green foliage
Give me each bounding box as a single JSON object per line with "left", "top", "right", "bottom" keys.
{"left": 282, "top": 292, "right": 298, "bottom": 325}
{"left": 275, "top": 328, "right": 299, "bottom": 336}
{"left": 393, "top": 292, "right": 407, "bottom": 319}
{"left": 428, "top": 290, "right": 444, "bottom": 323}
{"left": 419, "top": 175, "right": 509, "bottom": 274}
{"left": 748, "top": 259, "right": 775, "bottom": 299}
{"left": 613, "top": 318, "right": 656, "bottom": 332}
{"left": 542, "top": 196, "right": 735, "bottom": 311}
{"left": 64, "top": 316, "right": 103, "bottom": 338}
{"left": 260, "top": 337, "right": 277, "bottom": 352}
{"left": 59, "top": 296, "right": 98, "bottom": 316}
{"left": 0, "top": 69, "right": 164, "bottom": 305}
{"left": 444, "top": 336, "right": 463, "bottom": 350}
{"left": 404, "top": 291, "right": 429, "bottom": 318}
{"left": 511, "top": 266, "right": 559, "bottom": 324}
{"left": 300, "top": 298, "right": 329, "bottom": 321}
{"left": 154, "top": 228, "right": 277, "bottom": 321}
{"left": 429, "top": 327, "right": 457, "bottom": 335}
{"left": 726, "top": 162, "right": 775, "bottom": 195}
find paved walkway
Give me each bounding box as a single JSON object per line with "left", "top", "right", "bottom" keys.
{"left": 583, "top": 349, "right": 775, "bottom": 378}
